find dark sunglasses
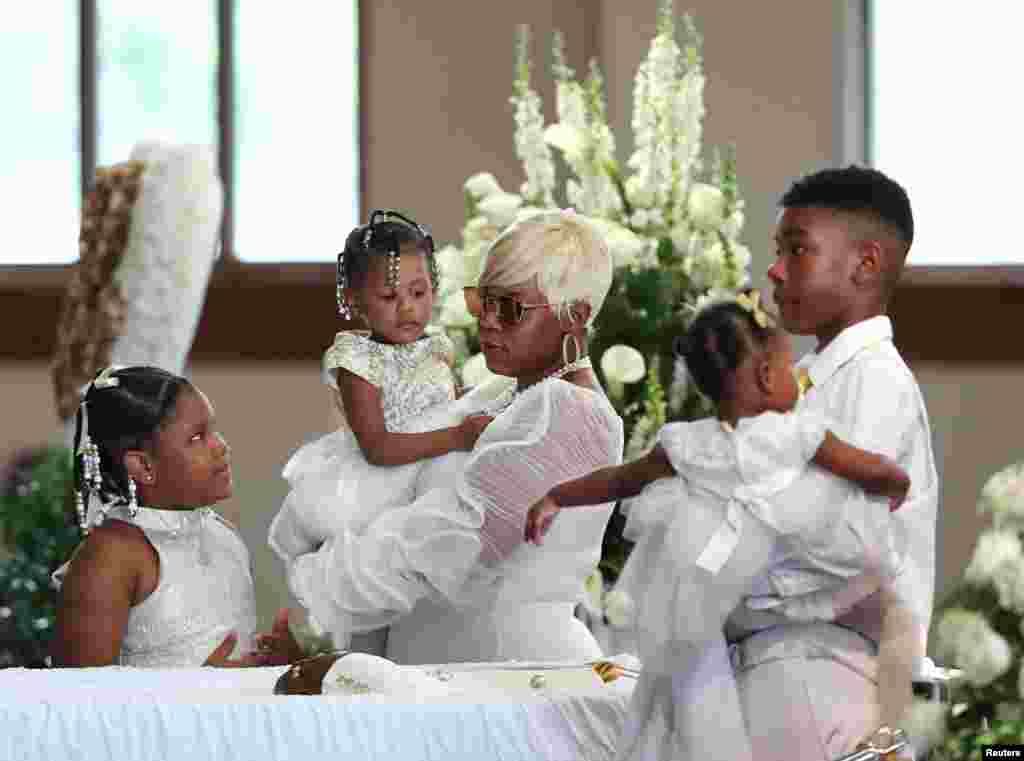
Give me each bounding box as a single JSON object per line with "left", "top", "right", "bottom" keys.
{"left": 463, "top": 286, "right": 551, "bottom": 325}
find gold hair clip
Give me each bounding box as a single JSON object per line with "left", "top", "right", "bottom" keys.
{"left": 735, "top": 291, "right": 774, "bottom": 329}
{"left": 92, "top": 365, "right": 124, "bottom": 389}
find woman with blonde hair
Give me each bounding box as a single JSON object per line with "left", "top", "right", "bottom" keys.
{"left": 283, "top": 209, "right": 624, "bottom": 664}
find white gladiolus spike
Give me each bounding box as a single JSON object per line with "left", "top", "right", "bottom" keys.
{"left": 477, "top": 192, "right": 524, "bottom": 229}
{"left": 440, "top": 291, "right": 476, "bottom": 329}
{"left": 687, "top": 183, "right": 727, "bottom": 230}
{"left": 964, "top": 529, "right": 1022, "bottom": 584}
{"left": 464, "top": 172, "right": 504, "bottom": 200}
{"left": 460, "top": 352, "right": 495, "bottom": 389}
{"left": 544, "top": 123, "right": 586, "bottom": 163}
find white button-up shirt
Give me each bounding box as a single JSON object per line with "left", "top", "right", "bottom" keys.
{"left": 730, "top": 316, "right": 940, "bottom": 657}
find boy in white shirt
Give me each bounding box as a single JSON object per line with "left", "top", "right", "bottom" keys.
{"left": 729, "top": 166, "right": 940, "bottom": 761}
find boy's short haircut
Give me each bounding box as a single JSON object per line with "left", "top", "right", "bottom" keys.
{"left": 782, "top": 166, "right": 913, "bottom": 248}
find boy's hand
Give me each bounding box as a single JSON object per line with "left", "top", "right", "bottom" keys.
{"left": 457, "top": 414, "right": 494, "bottom": 450}
{"left": 525, "top": 495, "right": 560, "bottom": 545}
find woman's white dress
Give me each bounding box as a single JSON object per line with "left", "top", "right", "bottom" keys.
{"left": 612, "top": 411, "right": 902, "bottom": 761}
{"left": 285, "top": 376, "right": 624, "bottom": 664}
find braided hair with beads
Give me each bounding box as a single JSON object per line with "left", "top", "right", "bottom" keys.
{"left": 335, "top": 209, "right": 439, "bottom": 319}
{"left": 72, "top": 366, "right": 193, "bottom": 533}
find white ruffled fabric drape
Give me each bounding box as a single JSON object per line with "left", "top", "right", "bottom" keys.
{"left": 287, "top": 378, "right": 623, "bottom": 657}
{"left": 111, "top": 142, "right": 222, "bottom": 373}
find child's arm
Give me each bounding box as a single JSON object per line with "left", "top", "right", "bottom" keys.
{"left": 338, "top": 368, "right": 490, "bottom": 467}
{"left": 51, "top": 524, "right": 145, "bottom": 666}
{"left": 812, "top": 431, "right": 910, "bottom": 511}
{"left": 525, "top": 444, "right": 676, "bottom": 544}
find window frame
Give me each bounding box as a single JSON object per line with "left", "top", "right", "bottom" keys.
{"left": 0, "top": 0, "right": 360, "bottom": 362}
{"left": 837, "top": 1, "right": 1023, "bottom": 363}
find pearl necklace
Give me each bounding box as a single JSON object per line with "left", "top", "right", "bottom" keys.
{"left": 483, "top": 356, "right": 592, "bottom": 416}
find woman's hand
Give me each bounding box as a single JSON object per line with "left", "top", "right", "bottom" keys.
{"left": 457, "top": 414, "right": 494, "bottom": 450}
{"left": 525, "top": 495, "right": 561, "bottom": 544}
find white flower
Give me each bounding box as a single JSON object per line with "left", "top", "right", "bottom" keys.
{"left": 668, "top": 355, "right": 689, "bottom": 414}
{"left": 0, "top": 606, "right": 11, "bottom": 619}
{"left": 434, "top": 244, "right": 466, "bottom": 287}
{"left": 33, "top": 617, "right": 50, "bottom": 630}
{"left": 460, "top": 352, "right": 494, "bottom": 389}
{"left": 603, "top": 587, "right": 635, "bottom": 629}
{"left": 979, "top": 462, "right": 1024, "bottom": 528}
{"left": 687, "top": 183, "right": 727, "bottom": 230}
{"left": 511, "top": 80, "right": 556, "bottom": 206}
{"left": 689, "top": 288, "right": 735, "bottom": 318}
{"left": 992, "top": 555, "right": 1024, "bottom": 613}
{"left": 630, "top": 209, "right": 650, "bottom": 230}
{"left": 902, "top": 699, "right": 948, "bottom": 752}
{"left": 544, "top": 123, "right": 586, "bottom": 163}
{"left": 723, "top": 208, "right": 745, "bottom": 239}
{"left": 477, "top": 192, "right": 523, "bottom": 229}
{"left": 624, "top": 175, "right": 655, "bottom": 209}
{"left": 464, "top": 172, "right": 504, "bottom": 200}
{"left": 601, "top": 345, "right": 647, "bottom": 384}
{"left": 730, "top": 243, "right": 752, "bottom": 273}
{"left": 964, "top": 529, "right": 1022, "bottom": 584}
{"left": 590, "top": 219, "right": 647, "bottom": 269}
{"left": 683, "top": 240, "right": 728, "bottom": 290}
{"left": 439, "top": 291, "right": 475, "bottom": 329}
{"left": 934, "top": 608, "right": 1012, "bottom": 687}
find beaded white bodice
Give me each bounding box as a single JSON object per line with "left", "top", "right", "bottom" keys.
{"left": 322, "top": 330, "right": 457, "bottom": 433}
{"left": 112, "top": 505, "right": 258, "bottom": 668}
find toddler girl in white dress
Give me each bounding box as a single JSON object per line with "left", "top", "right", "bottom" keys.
{"left": 269, "top": 210, "right": 493, "bottom": 564}
{"left": 525, "top": 294, "right": 908, "bottom": 761}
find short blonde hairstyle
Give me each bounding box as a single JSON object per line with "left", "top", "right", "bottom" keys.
{"left": 478, "top": 211, "right": 613, "bottom": 327}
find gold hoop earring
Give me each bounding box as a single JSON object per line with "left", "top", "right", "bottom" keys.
{"left": 562, "top": 333, "right": 581, "bottom": 367}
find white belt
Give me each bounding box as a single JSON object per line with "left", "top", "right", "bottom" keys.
{"left": 730, "top": 622, "right": 879, "bottom": 683}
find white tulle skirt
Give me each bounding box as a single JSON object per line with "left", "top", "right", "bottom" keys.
{"left": 611, "top": 477, "right": 773, "bottom": 761}
{"left": 268, "top": 394, "right": 482, "bottom": 565}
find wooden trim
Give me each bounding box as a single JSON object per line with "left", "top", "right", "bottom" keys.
{"left": 3, "top": 264, "right": 1020, "bottom": 363}
{"left": 0, "top": 261, "right": 347, "bottom": 362}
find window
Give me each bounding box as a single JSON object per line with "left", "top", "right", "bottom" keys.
{"left": 0, "top": 2, "right": 80, "bottom": 265}
{"left": 0, "top": 1, "right": 358, "bottom": 265}
{"left": 868, "top": 2, "right": 1024, "bottom": 267}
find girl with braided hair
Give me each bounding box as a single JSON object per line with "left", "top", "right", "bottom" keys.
{"left": 269, "top": 210, "right": 492, "bottom": 566}
{"left": 52, "top": 366, "right": 301, "bottom": 668}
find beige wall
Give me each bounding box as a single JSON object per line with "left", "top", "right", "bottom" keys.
{"left": 2, "top": 1, "right": 1019, "bottom": 625}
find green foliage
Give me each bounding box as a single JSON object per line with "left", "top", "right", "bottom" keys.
{"left": 0, "top": 446, "right": 80, "bottom": 667}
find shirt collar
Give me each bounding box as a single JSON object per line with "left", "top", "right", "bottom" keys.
{"left": 799, "top": 315, "right": 893, "bottom": 387}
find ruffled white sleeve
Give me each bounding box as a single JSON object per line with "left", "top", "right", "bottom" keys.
{"left": 287, "top": 380, "right": 623, "bottom": 644}
{"left": 321, "top": 331, "right": 382, "bottom": 389}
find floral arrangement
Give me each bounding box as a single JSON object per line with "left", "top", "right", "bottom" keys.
{"left": 0, "top": 446, "right": 79, "bottom": 667}
{"left": 907, "top": 462, "right": 1024, "bottom": 757}
{"left": 434, "top": 0, "right": 751, "bottom": 579}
